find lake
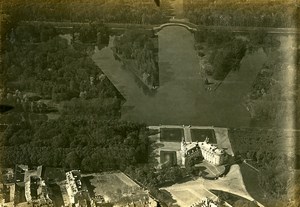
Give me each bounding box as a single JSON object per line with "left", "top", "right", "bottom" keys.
{"left": 93, "top": 26, "right": 270, "bottom": 128}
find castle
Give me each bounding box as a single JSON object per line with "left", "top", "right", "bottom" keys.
{"left": 181, "top": 137, "right": 227, "bottom": 166}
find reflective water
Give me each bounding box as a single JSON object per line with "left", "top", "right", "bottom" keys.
{"left": 93, "top": 26, "right": 268, "bottom": 127}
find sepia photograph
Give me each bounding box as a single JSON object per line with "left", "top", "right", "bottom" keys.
{"left": 0, "top": 0, "right": 299, "bottom": 206}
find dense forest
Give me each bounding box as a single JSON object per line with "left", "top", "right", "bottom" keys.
{"left": 183, "top": 0, "right": 297, "bottom": 28}
{"left": 0, "top": 118, "right": 149, "bottom": 172}
{"left": 0, "top": 22, "right": 150, "bottom": 173}
{"left": 3, "top": 24, "right": 114, "bottom": 102}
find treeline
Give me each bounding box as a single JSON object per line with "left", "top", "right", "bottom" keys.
{"left": 2, "top": 0, "right": 172, "bottom": 24}
{"left": 0, "top": 118, "right": 149, "bottom": 172}
{"left": 9, "top": 22, "right": 110, "bottom": 46}
{"left": 184, "top": 0, "right": 297, "bottom": 28}
{"left": 113, "top": 30, "right": 159, "bottom": 87}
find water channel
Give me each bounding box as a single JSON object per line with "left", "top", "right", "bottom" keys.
{"left": 92, "top": 26, "right": 268, "bottom": 127}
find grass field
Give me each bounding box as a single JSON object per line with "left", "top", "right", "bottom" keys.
{"left": 160, "top": 151, "right": 177, "bottom": 165}
{"left": 190, "top": 129, "right": 216, "bottom": 143}
{"left": 160, "top": 128, "right": 184, "bottom": 142}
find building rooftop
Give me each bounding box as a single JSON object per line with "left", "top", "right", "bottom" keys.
{"left": 66, "top": 170, "right": 82, "bottom": 194}
{"left": 200, "top": 141, "right": 225, "bottom": 156}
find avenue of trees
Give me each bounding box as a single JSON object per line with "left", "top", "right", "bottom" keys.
{"left": 2, "top": 0, "right": 172, "bottom": 24}
{"left": 183, "top": 0, "right": 297, "bottom": 28}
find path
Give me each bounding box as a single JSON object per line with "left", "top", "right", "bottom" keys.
{"left": 169, "top": 0, "right": 184, "bottom": 19}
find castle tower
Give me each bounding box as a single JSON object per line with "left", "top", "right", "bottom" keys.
{"left": 180, "top": 137, "right": 187, "bottom": 166}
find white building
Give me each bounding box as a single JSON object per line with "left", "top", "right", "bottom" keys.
{"left": 200, "top": 139, "right": 226, "bottom": 166}
{"left": 181, "top": 137, "right": 226, "bottom": 166}
{"left": 65, "top": 170, "right": 82, "bottom": 204}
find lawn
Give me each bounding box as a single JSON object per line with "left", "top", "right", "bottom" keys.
{"left": 160, "top": 128, "right": 184, "bottom": 142}
{"left": 190, "top": 129, "right": 216, "bottom": 143}
{"left": 160, "top": 151, "right": 177, "bottom": 165}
